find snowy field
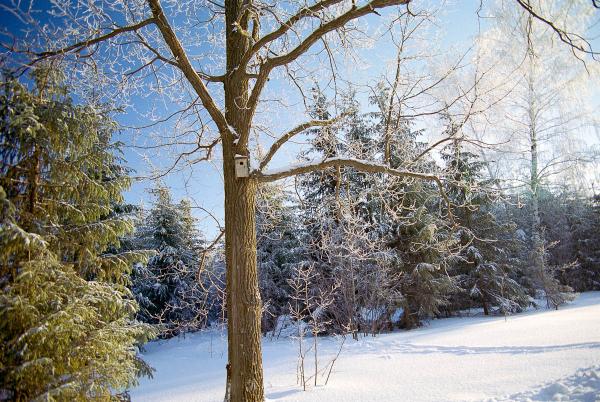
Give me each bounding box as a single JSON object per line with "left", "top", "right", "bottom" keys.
{"left": 130, "top": 292, "right": 600, "bottom": 402}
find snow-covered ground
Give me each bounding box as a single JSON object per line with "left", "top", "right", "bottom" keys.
{"left": 130, "top": 292, "right": 600, "bottom": 402}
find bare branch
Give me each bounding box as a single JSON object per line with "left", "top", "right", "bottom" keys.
{"left": 254, "top": 157, "right": 452, "bottom": 218}
{"left": 147, "top": 0, "right": 232, "bottom": 136}
{"left": 264, "top": 1, "right": 409, "bottom": 70}
{"left": 243, "top": 0, "right": 410, "bottom": 146}
{"left": 259, "top": 117, "right": 343, "bottom": 170}
{"left": 197, "top": 229, "right": 225, "bottom": 283}
{"left": 32, "top": 19, "right": 156, "bottom": 61}
{"left": 239, "top": 0, "right": 344, "bottom": 69}
{"left": 196, "top": 71, "right": 226, "bottom": 83}
{"left": 515, "top": 0, "right": 598, "bottom": 59}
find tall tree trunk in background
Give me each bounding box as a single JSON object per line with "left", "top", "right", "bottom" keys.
{"left": 526, "top": 58, "right": 546, "bottom": 302}
{"left": 223, "top": 1, "right": 264, "bottom": 400}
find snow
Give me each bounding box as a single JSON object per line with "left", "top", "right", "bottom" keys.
{"left": 228, "top": 125, "right": 239, "bottom": 139}
{"left": 266, "top": 315, "right": 307, "bottom": 339}
{"left": 260, "top": 157, "right": 385, "bottom": 176}
{"left": 495, "top": 368, "right": 600, "bottom": 401}
{"left": 130, "top": 292, "right": 600, "bottom": 402}
{"left": 260, "top": 160, "right": 316, "bottom": 176}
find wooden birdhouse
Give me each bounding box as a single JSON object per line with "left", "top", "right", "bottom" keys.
{"left": 235, "top": 154, "right": 250, "bottom": 178}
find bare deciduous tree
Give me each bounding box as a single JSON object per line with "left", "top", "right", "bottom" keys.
{"left": 2, "top": 1, "right": 597, "bottom": 400}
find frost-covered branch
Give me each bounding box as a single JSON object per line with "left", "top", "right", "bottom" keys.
{"left": 515, "top": 0, "right": 599, "bottom": 60}
{"left": 259, "top": 117, "right": 343, "bottom": 170}
{"left": 147, "top": 0, "right": 232, "bottom": 136}
{"left": 27, "top": 19, "right": 156, "bottom": 62}
{"left": 254, "top": 157, "right": 452, "bottom": 217}
{"left": 243, "top": 0, "right": 410, "bottom": 146}
{"left": 239, "top": 0, "right": 344, "bottom": 69}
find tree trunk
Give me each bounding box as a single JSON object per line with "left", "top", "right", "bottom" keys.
{"left": 527, "top": 59, "right": 546, "bottom": 300}
{"left": 223, "top": 162, "right": 263, "bottom": 401}
{"left": 400, "top": 306, "right": 415, "bottom": 329}
{"left": 223, "top": 1, "right": 264, "bottom": 401}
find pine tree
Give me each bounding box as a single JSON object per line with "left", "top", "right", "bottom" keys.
{"left": 388, "top": 207, "right": 458, "bottom": 329}
{"left": 528, "top": 192, "right": 600, "bottom": 292}
{"left": 297, "top": 88, "right": 349, "bottom": 332}
{"left": 297, "top": 88, "right": 398, "bottom": 335}
{"left": 0, "top": 69, "right": 155, "bottom": 401}
{"left": 507, "top": 189, "right": 576, "bottom": 308}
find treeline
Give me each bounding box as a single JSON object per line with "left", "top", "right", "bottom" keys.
{"left": 128, "top": 89, "right": 600, "bottom": 339}
{"left": 1, "top": 70, "right": 599, "bottom": 400}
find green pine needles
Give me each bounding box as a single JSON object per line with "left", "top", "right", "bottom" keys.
{"left": 0, "top": 67, "right": 156, "bottom": 401}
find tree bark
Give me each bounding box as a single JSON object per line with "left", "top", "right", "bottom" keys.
{"left": 223, "top": 1, "right": 264, "bottom": 401}
{"left": 223, "top": 165, "right": 263, "bottom": 401}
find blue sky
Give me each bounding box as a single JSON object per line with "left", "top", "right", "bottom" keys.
{"left": 1, "top": 1, "right": 598, "bottom": 239}
{"left": 118, "top": 1, "right": 489, "bottom": 239}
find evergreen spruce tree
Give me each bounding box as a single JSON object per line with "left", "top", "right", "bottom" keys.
{"left": 564, "top": 194, "right": 600, "bottom": 290}
{"left": 507, "top": 189, "right": 576, "bottom": 308}
{"left": 387, "top": 205, "right": 457, "bottom": 329}
{"left": 255, "top": 183, "right": 302, "bottom": 333}
{"left": 366, "top": 83, "right": 457, "bottom": 329}
{"left": 441, "top": 140, "right": 529, "bottom": 315}
{"left": 297, "top": 88, "right": 349, "bottom": 332}
{"left": 0, "top": 69, "right": 155, "bottom": 401}
{"left": 131, "top": 184, "right": 207, "bottom": 337}
{"left": 527, "top": 192, "right": 600, "bottom": 292}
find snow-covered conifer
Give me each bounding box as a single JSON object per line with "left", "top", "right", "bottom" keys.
{"left": 131, "top": 184, "right": 207, "bottom": 336}
{"left": 0, "top": 69, "right": 155, "bottom": 400}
